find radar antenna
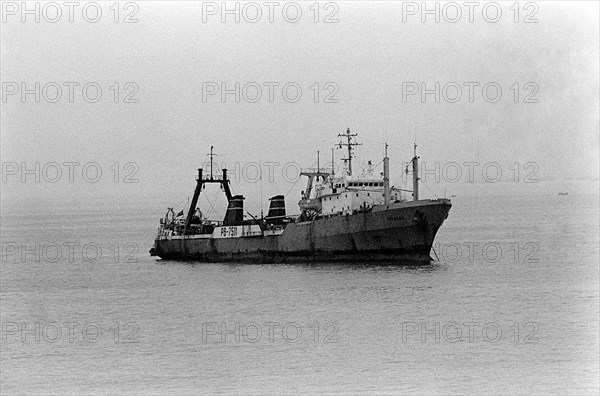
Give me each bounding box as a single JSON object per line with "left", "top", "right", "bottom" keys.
{"left": 337, "top": 128, "right": 362, "bottom": 175}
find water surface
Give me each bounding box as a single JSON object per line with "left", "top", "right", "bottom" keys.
{"left": 1, "top": 194, "right": 598, "bottom": 394}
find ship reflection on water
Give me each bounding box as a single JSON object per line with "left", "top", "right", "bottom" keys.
{"left": 156, "top": 258, "right": 450, "bottom": 273}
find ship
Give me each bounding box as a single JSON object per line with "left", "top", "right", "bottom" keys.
{"left": 149, "top": 129, "right": 452, "bottom": 263}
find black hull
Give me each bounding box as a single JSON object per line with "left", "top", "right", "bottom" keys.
{"left": 150, "top": 199, "right": 451, "bottom": 264}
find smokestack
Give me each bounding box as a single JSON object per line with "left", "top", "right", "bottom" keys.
{"left": 265, "top": 195, "right": 286, "bottom": 225}
{"left": 223, "top": 195, "right": 244, "bottom": 226}
{"left": 383, "top": 157, "right": 390, "bottom": 204}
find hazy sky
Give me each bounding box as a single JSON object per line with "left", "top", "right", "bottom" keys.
{"left": 1, "top": 1, "right": 598, "bottom": 215}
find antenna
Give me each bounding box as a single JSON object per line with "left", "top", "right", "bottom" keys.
{"left": 207, "top": 146, "right": 217, "bottom": 180}
{"left": 338, "top": 128, "right": 362, "bottom": 175}
{"left": 260, "top": 167, "right": 264, "bottom": 219}
{"left": 331, "top": 148, "right": 334, "bottom": 175}
{"left": 413, "top": 115, "right": 417, "bottom": 144}
{"left": 383, "top": 114, "right": 389, "bottom": 147}
{"left": 383, "top": 142, "right": 390, "bottom": 204}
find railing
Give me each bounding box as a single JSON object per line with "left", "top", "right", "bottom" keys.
{"left": 300, "top": 168, "right": 334, "bottom": 174}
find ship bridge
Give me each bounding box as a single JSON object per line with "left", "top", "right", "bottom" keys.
{"left": 318, "top": 174, "right": 400, "bottom": 216}
{"left": 298, "top": 129, "right": 421, "bottom": 219}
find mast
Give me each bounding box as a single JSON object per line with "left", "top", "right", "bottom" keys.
{"left": 221, "top": 168, "right": 232, "bottom": 201}
{"left": 412, "top": 143, "right": 419, "bottom": 201}
{"left": 317, "top": 151, "right": 320, "bottom": 174}
{"left": 383, "top": 143, "right": 390, "bottom": 204}
{"left": 184, "top": 147, "right": 233, "bottom": 234}
{"left": 207, "top": 145, "right": 216, "bottom": 180}
{"left": 338, "top": 128, "right": 362, "bottom": 175}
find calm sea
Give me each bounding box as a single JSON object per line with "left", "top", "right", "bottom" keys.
{"left": 1, "top": 193, "right": 598, "bottom": 395}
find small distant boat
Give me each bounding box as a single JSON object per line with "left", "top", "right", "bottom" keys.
{"left": 558, "top": 192, "right": 568, "bottom": 196}
{"left": 450, "top": 195, "right": 456, "bottom": 198}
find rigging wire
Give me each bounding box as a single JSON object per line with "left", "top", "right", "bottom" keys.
{"left": 202, "top": 186, "right": 222, "bottom": 219}
{"left": 420, "top": 179, "right": 439, "bottom": 199}
{"left": 170, "top": 196, "right": 188, "bottom": 212}
{"left": 284, "top": 176, "right": 301, "bottom": 198}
